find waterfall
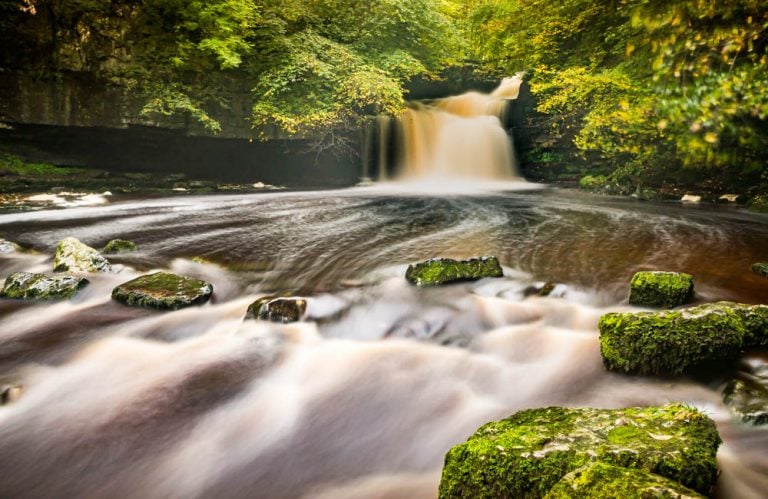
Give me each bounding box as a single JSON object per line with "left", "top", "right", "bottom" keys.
{"left": 374, "top": 75, "right": 523, "bottom": 182}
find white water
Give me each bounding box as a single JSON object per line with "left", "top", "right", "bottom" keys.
{"left": 372, "top": 76, "right": 523, "bottom": 182}
{"left": 0, "top": 188, "right": 767, "bottom": 497}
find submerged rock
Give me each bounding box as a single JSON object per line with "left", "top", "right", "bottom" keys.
{"left": 544, "top": 462, "right": 703, "bottom": 499}
{"left": 599, "top": 302, "right": 768, "bottom": 375}
{"left": 0, "top": 385, "right": 22, "bottom": 405}
{"left": 1, "top": 272, "right": 89, "bottom": 300}
{"left": 753, "top": 262, "right": 768, "bottom": 278}
{"left": 245, "top": 296, "right": 306, "bottom": 323}
{"left": 0, "top": 238, "right": 21, "bottom": 253}
{"left": 628, "top": 271, "right": 693, "bottom": 308}
{"left": 405, "top": 257, "right": 503, "bottom": 286}
{"left": 53, "top": 237, "right": 111, "bottom": 273}
{"left": 111, "top": 272, "right": 213, "bottom": 310}
{"left": 723, "top": 379, "right": 768, "bottom": 426}
{"left": 103, "top": 239, "right": 138, "bottom": 254}
{"left": 438, "top": 404, "right": 720, "bottom": 498}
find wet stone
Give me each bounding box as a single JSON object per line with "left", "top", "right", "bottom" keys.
{"left": 405, "top": 257, "right": 503, "bottom": 286}
{"left": 753, "top": 263, "right": 768, "bottom": 278}
{"left": 0, "top": 384, "right": 22, "bottom": 405}
{"left": 112, "top": 272, "right": 213, "bottom": 310}
{"left": 0, "top": 238, "right": 21, "bottom": 253}
{"left": 103, "top": 239, "right": 138, "bottom": 254}
{"left": 598, "top": 302, "right": 768, "bottom": 375}
{"left": 245, "top": 296, "right": 307, "bottom": 323}
{"left": 1, "top": 271, "right": 89, "bottom": 300}
{"left": 628, "top": 271, "right": 693, "bottom": 308}
{"left": 439, "top": 404, "right": 720, "bottom": 498}
{"left": 53, "top": 237, "right": 111, "bottom": 273}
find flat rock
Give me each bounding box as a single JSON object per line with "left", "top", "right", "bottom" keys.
{"left": 439, "top": 404, "right": 720, "bottom": 498}
{"left": 753, "top": 262, "right": 768, "bottom": 278}
{"left": 599, "top": 302, "right": 768, "bottom": 375}
{"left": 629, "top": 271, "right": 693, "bottom": 308}
{"left": 406, "top": 257, "right": 503, "bottom": 286}
{"left": 53, "top": 237, "right": 111, "bottom": 273}
{"left": 1, "top": 271, "right": 89, "bottom": 300}
{"left": 103, "top": 239, "right": 138, "bottom": 254}
{"left": 245, "top": 296, "right": 306, "bottom": 323}
{"left": 112, "top": 272, "right": 213, "bottom": 310}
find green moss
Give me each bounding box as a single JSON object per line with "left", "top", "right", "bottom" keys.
{"left": 544, "top": 462, "right": 703, "bottom": 498}
{"left": 629, "top": 271, "right": 694, "bottom": 308}
{"left": 747, "top": 195, "right": 768, "bottom": 213}
{"left": 111, "top": 272, "right": 213, "bottom": 310}
{"left": 102, "top": 239, "right": 138, "bottom": 254}
{"left": 752, "top": 263, "right": 768, "bottom": 278}
{"left": 1, "top": 272, "right": 88, "bottom": 300}
{"left": 578, "top": 175, "right": 608, "bottom": 191}
{"left": 53, "top": 237, "right": 111, "bottom": 273}
{"left": 438, "top": 404, "right": 720, "bottom": 498}
{"left": 405, "top": 257, "right": 503, "bottom": 286}
{"left": 245, "top": 296, "right": 307, "bottom": 323}
{"left": 0, "top": 154, "right": 87, "bottom": 177}
{"left": 599, "top": 302, "right": 748, "bottom": 375}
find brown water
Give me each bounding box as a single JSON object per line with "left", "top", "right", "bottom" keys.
{"left": 0, "top": 185, "right": 767, "bottom": 498}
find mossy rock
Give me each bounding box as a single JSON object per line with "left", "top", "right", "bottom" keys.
{"left": 111, "top": 272, "right": 213, "bottom": 310}
{"left": 753, "top": 262, "right": 768, "bottom": 278}
{"left": 438, "top": 404, "right": 720, "bottom": 498}
{"left": 0, "top": 238, "right": 21, "bottom": 253}
{"left": 731, "top": 303, "right": 768, "bottom": 348}
{"left": 245, "top": 296, "right": 306, "bottom": 323}
{"left": 629, "top": 271, "right": 694, "bottom": 308}
{"left": 405, "top": 257, "right": 503, "bottom": 286}
{"left": 578, "top": 175, "right": 608, "bottom": 191}
{"left": 103, "top": 239, "right": 138, "bottom": 254}
{"left": 53, "top": 237, "right": 111, "bottom": 273}
{"left": 723, "top": 379, "right": 768, "bottom": 426}
{"left": 544, "top": 462, "right": 703, "bottom": 498}
{"left": 598, "top": 302, "right": 754, "bottom": 375}
{"left": 747, "top": 195, "right": 768, "bottom": 213}
{"left": 1, "top": 272, "right": 88, "bottom": 300}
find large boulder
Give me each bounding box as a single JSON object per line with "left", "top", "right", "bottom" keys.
{"left": 406, "top": 257, "right": 503, "bottom": 286}
{"left": 438, "top": 404, "right": 720, "bottom": 498}
{"left": 245, "top": 296, "right": 306, "bottom": 323}
{"left": 111, "top": 272, "right": 213, "bottom": 310}
{"left": 753, "top": 262, "right": 768, "bottom": 278}
{"left": 1, "top": 272, "right": 89, "bottom": 300}
{"left": 103, "top": 239, "right": 138, "bottom": 254}
{"left": 53, "top": 237, "right": 111, "bottom": 273}
{"left": 628, "top": 271, "right": 694, "bottom": 308}
{"left": 544, "top": 462, "right": 703, "bottom": 499}
{"left": 599, "top": 302, "right": 768, "bottom": 375}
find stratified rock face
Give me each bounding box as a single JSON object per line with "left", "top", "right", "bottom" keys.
{"left": 102, "top": 239, "right": 138, "bottom": 254}
{"left": 544, "top": 462, "right": 703, "bottom": 499}
{"left": 599, "top": 302, "right": 768, "bottom": 375}
{"left": 0, "top": 239, "right": 21, "bottom": 253}
{"left": 111, "top": 272, "right": 213, "bottom": 310}
{"left": 753, "top": 263, "right": 768, "bottom": 278}
{"left": 53, "top": 237, "right": 111, "bottom": 273}
{"left": 405, "top": 257, "right": 503, "bottom": 286}
{"left": 629, "top": 271, "right": 694, "bottom": 308}
{"left": 0, "top": 272, "right": 88, "bottom": 300}
{"left": 245, "top": 296, "right": 306, "bottom": 323}
{"left": 438, "top": 404, "right": 720, "bottom": 499}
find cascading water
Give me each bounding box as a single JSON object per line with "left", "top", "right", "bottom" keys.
{"left": 371, "top": 75, "right": 523, "bottom": 182}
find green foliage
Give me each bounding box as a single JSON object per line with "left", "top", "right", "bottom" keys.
{"left": 0, "top": 154, "right": 86, "bottom": 176}
{"left": 455, "top": 0, "right": 768, "bottom": 192}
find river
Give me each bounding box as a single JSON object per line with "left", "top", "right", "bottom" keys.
{"left": 0, "top": 184, "right": 766, "bottom": 498}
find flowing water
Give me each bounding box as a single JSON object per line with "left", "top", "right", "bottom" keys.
{"left": 0, "top": 185, "right": 767, "bottom": 498}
